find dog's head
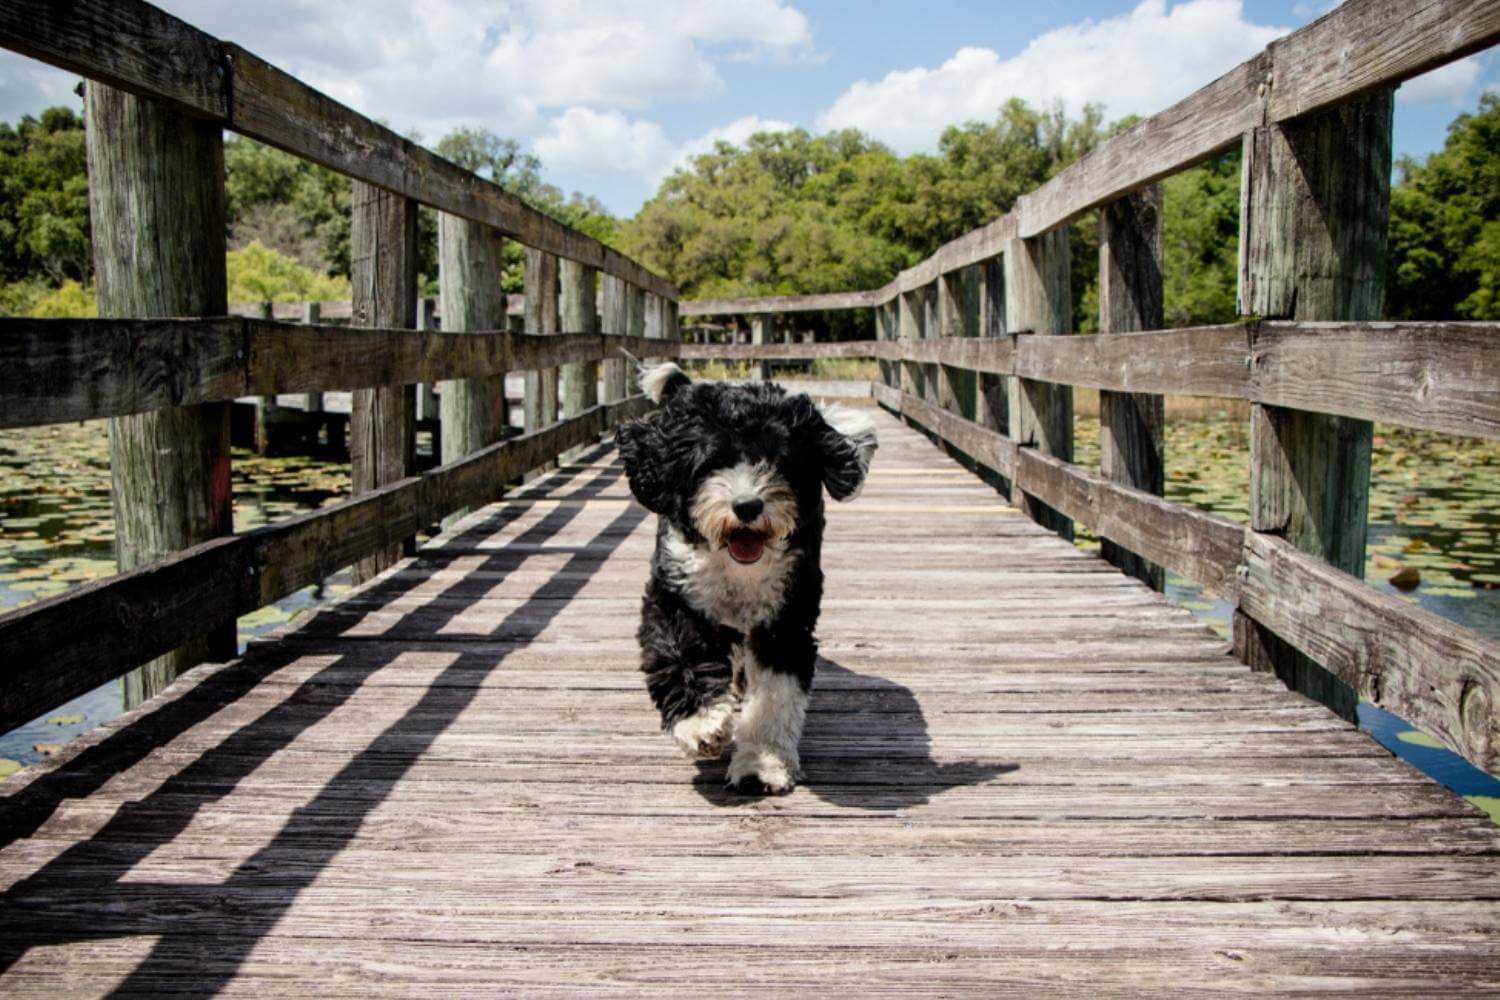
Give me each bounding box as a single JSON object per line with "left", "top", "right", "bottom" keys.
{"left": 618, "top": 362, "right": 878, "bottom": 569}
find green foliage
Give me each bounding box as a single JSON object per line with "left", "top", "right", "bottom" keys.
{"left": 1387, "top": 92, "right": 1500, "bottom": 320}
{"left": 224, "top": 136, "right": 351, "bottom": 276}
{"left": 0, "top": 107, "right": 90, "bottom": 285}
{"left": 1161, "top": 149, "right": 1241, "bottom": 327}
{"left": 28, "top": 279, "right": 96, "bottom": 318}
{"left": 226, "top": 241, "right": 351, "bottom": 304}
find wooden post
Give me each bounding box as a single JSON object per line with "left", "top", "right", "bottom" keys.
{"left": 921, "top": 284, "right": 940, "bottom": 405}
{"left": 523, "top": 247, "right": 560, "bottom": 434}
{"left": 751, "top": 314, "right": 772, "bottom": 381}
{"left": 976, "top": 257, "right": 1007, "bottom": 437}
{"left": 249, "top": 300, "right": 284, "bottom": 455}
{"left": 600, "top": 274, "right": 628, "bottom": 403}
{"left": 437, "top": 212, "right": 506, "bottom": 477}
{"left": 1005, "top": 227, "right": 1073, "bottom": 539}
{"left": 85, "top": 83, "right": 235, "bottom": 707}
{"left": 560, "top": 259, "right": 600, "bottom": 422}
{"left": 300, "top": 301, "right": 322, "bottom": 416}
{"left": 1233, "top": 90, "right": 1394, "bottom": 721}
{"left": 898, "top": 290, "right": 923, "bottom": 399}
{"left": 937, "top": 271, "right": 975, "bottom": 420}
{"left": 876, "top": 300, "right": 898, "bottom": 390}
{"left": 1099, "top": 187, "right": 1167, "bottom": 590}
{"left": 627, "top": 283, "right": 646, "bottom": 393}
{"left": 416, "top": 297, "right": 439, "bottom": 422}
{"left": 349, "top": 180, "right": 418, "bottom": 583}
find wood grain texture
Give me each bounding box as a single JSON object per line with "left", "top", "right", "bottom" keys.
{"left": 1240, "top": 531, "right": 1500, "bottom": 773}
{"left": 84, "top": 82, "right": 236, "bottom": 704}
{"left": 599, "top": 274, "right": 629, "bottom": 403}
{"left": 1005, "top": 228, "right": 1074, "bottom": 537}
{"left": 558, "top": 259, "right": 599, "bottom": 419}
{"left": 437, "top": 213, "right": 507, "bottom": 468}
{"left": 1236, "top": 91, "right": 1392, "bottom": 720}
{"left": 0, "top": 0, "right": 227, "bottom": 119}
{"left": 1098, "top": 186, "right": 1166, "bottom": 590}
{"left": 521, "top": 247, "right": 559, "bottom": 436}
{"left": 0, "top": 396, "right": 649, "bottom": 733}
{"left": 2, "top": 408, "right": 1495, "bottom": 994}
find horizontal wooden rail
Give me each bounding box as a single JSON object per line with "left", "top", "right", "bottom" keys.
{"left": 688, "top": 320, "right": 1500, "bottom": 441}
{"left": 0, "top": 0, "right": 675, "bottom": 300}
{"left": 681, "top": 0, "right": 1500, "bottom": 317}
{"left": 872, "top": 383, "right": 1244, "bottom": 600}
{"left": 228, "top": 299, "right": 526, "bottom": 321}
{"left": 0, "top": 317, "right": 677, "bottom": 428}
{"left": 0, "top": 395, "right": 651, "bottom": 732}
{"left": 873, "top": 381, "right": 1500, "bottom": 773}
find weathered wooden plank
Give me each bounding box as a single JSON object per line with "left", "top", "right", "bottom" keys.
{"left": 85, "top": 81, "right": 237, "bottom": 706}
{"left": 0, "top": 397, "right": 647, "bottom": 732}
{"left": 1268, "top": 0, "right": 1500, "bottom": 122}
{"left": 348, "top": 181, "right": 418, "bottom": 583}
{"left": 1098, "top": 186, "right": 1166, "bottom": 590}
{"left": 681, "top": 289, "right": 886, "bottom": 316}
{"left": 0, "top": 317, "right": 246, "bottom": 427}
{"left": 0, "top": 0, "right": 227, "bottom": 119}
{"left": 1240, "top": 531, "right": 1500, "bottom": 773}
{"left": 436, "top": 213, "right": 507, "bottom": 467}
{"left": 878, "top": 385, "right": 1242, "bottom": 598}
{"left": 678, "top": 339, "right": 894, "bottom": 361}
{"left": 1235, "top": 90, "right": 1393, "bottom": 720}
{"left": 558, "top": 259, "right": 599, "bottom": 420}
{"left": 1006, "top": 227, "right": 1074, "bottom": 536}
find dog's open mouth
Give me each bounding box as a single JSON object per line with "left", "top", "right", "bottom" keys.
{"left": 726, "top": 527, "right": 767, "bottom": 564}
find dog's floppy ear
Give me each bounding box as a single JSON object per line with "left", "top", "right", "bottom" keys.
{"left": 617, "top": 411, "right": 676, "bottom": 514}
{"left": 815, "top": 403, "right": 878, "bottom": 501}
{"left": 638, "top": 361, "right": 691, "bottom": 404}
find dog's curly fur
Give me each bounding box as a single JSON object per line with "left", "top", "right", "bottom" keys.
{"left": 617, "top": 363, "right": 877, "bottom": 794}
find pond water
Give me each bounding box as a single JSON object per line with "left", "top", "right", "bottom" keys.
{"left": 1073, "top": 413, "right": 1500, "bottom": 822}
{"left": 0, "top": 421, "right": 357, "bottom": 777}
{"left": 2, "top": 414, "right": 1497, "bottom": 824}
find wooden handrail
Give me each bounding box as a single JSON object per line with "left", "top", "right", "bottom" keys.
{"left": 0, "top": 395, "right": 651, "bottom": 732}
{"left": 873, "top": 382, "right": 1500, "bottom": 773}
{"left": 8, "top": 317, "right": 1496, "bottom": 440}
{"left": 0, "top": 317, "right": 676, "bottom": 428}
{"left": 680, "top": 0, "right": 1500, "bottom": 317}
{"left": 0, "top": 0, "right": 675, "bottom": 300}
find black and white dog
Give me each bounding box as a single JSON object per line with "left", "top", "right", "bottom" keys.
{"left": 617, "top": 363, "right": 878, "bottom": 794}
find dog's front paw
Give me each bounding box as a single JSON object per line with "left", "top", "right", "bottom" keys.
{"left": 671, "top": 699, "right": 736, "bottom": 760}
{"left": 726, "top": 745, "right": 800, "bottom": 795}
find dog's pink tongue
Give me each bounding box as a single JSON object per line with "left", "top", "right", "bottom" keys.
{"left": 727, "top": 528, "right": 765, "bottom": 564}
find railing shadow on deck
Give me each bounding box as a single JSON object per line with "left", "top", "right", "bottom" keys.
{"left": 692, "top": 658, "right": 1018, "bottom": 809}
{"left": 0, "top": 444, "right": 644, "bottom": 991}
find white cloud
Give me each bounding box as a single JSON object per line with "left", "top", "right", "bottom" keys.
{"left": 534, "top": 109, "right": 793, "bottom": 184}
{"left": 0, "top": 52, "right": 81, "bottom": 123}
{"left": 533, "top": 108, "right": 676, "bottom": 179}
{"left": 817, "top": 0, "right": 1288, "bottom": 154}
{"left": 1398, "top": 57, "right": 1483, "bottom": 106}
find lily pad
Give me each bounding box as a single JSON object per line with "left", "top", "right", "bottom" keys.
{"left": 0, "top": 758, "right": 20, "bottom": 780}
{"left": 47, "top": 713, "right": 84, "bottom": 726}
{"left": 1396, "top": 730, "right": 1446, "bottom": 750}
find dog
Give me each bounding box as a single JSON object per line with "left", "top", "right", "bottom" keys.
{"left": 616, "top": 362, "right": 878, "bottom": 794}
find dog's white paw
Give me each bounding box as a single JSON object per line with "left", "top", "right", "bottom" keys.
{"left": 726, "top": 745, "right": 800, "bottom": 795}
{"left": 671, "top": 699, "right": 736, "bottom": 760}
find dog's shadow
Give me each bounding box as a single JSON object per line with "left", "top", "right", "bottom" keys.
{"left": 692, "top": 657, "right": 1017, "bottom": 810}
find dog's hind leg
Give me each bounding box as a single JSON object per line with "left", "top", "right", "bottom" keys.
{"left": 726, "top": 644, "right": 809, "bottom": 794}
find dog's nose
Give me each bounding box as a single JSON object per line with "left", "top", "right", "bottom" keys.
{"left": 732, "top": 497, "right": 764, "bottom": 523}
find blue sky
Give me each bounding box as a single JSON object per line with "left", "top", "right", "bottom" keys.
{"left": 0, "top": 1, "right": 1492, "bottom": 216}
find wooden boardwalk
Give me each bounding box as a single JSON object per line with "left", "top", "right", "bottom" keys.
{"left": 1, "top": 407, "right": 1497, "bottom": 995}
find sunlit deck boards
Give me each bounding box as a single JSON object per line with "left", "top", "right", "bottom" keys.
{"left": 1, "top": 406, "right": 1497, "bottom": 995}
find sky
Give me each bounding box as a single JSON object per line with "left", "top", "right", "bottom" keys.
{"left": 0, "top": 1, "right": 1492, "bottom": 217}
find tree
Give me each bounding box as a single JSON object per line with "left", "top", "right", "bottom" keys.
{"left": 0, "top": 106, "right": 90, "bottom": 285}
{"left": 1386, "top": 91, "right": 1500, "bottom": 320}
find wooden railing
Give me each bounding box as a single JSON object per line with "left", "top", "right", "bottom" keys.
{"left": 675, "top": 0, "right": 1500, "bottom": 774}
{"left": 1, "top": 0, "right": 1498, "bottom": 782}
{"left": 0, "top": 0, "right": 675, "bottom": 727}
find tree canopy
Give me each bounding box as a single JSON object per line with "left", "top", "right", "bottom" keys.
{"left": 0, "top": 92, "right": 1494, "bottom": 332}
